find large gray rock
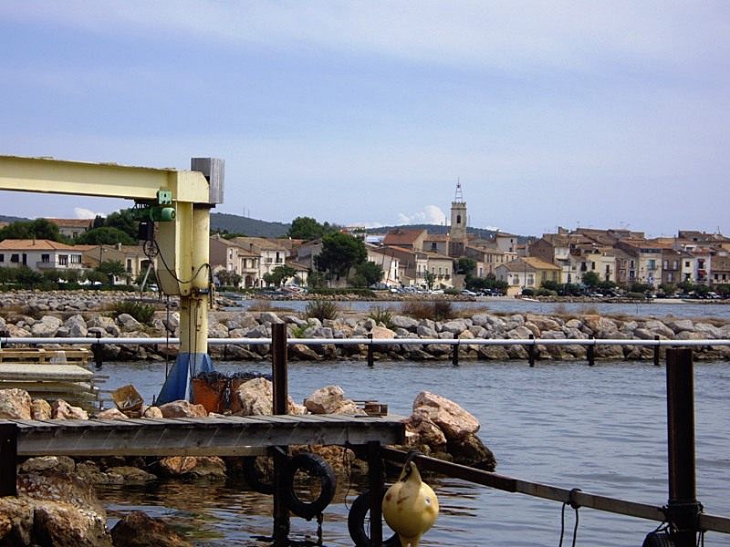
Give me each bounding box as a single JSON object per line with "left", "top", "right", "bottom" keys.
{"left": 391, "top": 315, "right": 419, "bottom": 330}
{"left": 30, "top": 315, "right": 63, "bottom": 337}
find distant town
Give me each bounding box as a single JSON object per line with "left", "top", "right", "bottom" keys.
{"left": 0, "top": 182, "right": 728, "bottom": 299}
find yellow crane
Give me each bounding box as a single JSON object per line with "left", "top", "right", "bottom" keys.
{"left": 0, "top": 154, "right": 224, "bottom": 403}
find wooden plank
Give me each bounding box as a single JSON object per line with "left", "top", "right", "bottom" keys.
{"left": 0, "top": 364, "right": 93, "bottom": 382}
{"left": 10, "top": 415, "right": 405, "bottom": 457}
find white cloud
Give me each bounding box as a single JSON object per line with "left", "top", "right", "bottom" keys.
{"left": 74, "top": 207, "right": 104, "bottom": 220}
{"left": 397, "top": 205, "right": 446, "bottom": 226}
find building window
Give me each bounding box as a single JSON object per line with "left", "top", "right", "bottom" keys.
{"left": 10, "top": 254, "right": 19, "bottom": 263}
{"left": 0, "top": 255, "right": 3, "bottom": 262}
{"left": 41, "top": 254, "right": 50, "bottom": 263}
{"left": 70, "top": 255, "right": 81, "bottom": 264}
{"left": 59, "top": 255, "right": 68, "bottom": 266}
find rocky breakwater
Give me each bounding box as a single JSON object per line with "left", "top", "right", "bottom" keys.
{"left": 0, "top": 378, "right": 491, "bottom": 547}
{"left": 2, "top": 301, "right": 730, "bottom": 361}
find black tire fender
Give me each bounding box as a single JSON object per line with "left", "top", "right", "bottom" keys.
{"left": 242, "top": 456, "right": 274, "bottom": 495}
{"left": 348, "top": 489, "right": 400, "bottom": 547}
{"left": 281, "top": 453, "right": 337, "bottom": 520}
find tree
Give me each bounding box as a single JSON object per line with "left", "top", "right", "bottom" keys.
{"left": 456, "top": 257, "right": 477, "bottom": 277}
{"left": 266, "top": 265, "right": 297, "bottom": 287}
{"left": 103, "top": 209, "right": 140, "bottom": 241}
{"left": 288, "top": 216, "right": 333, "bottom": 241}
{"left": 424, "top": 271, "right": 436, "bottom": 290}
{"left": 355, "top": 261, "right": 384, "bottom": 287}
{"left": 77, "top": 227, "right": 136, "bottom": 245}
{"left": 97, "top": 260, "right": 128, "bottom": 285}
{"left": 582, "top": 271, "right": 600, "bottom": 289}
{"left": 315, "top": 232, "right": 367, "bottom": 280}
{"left": 0, "top": 218, "right": 64, "bottom": 242}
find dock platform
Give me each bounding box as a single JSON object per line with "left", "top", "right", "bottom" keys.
{"left": 2, "top": 413, "right": 406, "bottom": 457}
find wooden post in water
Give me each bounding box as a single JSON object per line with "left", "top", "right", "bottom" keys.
{"left": 367, "top": 333, "right": 374, "bottom": 367}
{"left": 653, "top": 335, "right": 661, "bottom": 366}
{"left": 271, "top": 323, "right": 290, "bottom": 544}
{"left": 452, "top": 334, "right": 460, "bottom": 366}
{"left": 528, "top": 334, "right": 536, "bottom": 367}
{"left": 665, "top": 348, "right": 700, "bottom": 547}
{"left": 587, "top": 336, "right": 595, "bottom": 366}
{"left": 0, "top": 423, "right": 17, "bottom": 497}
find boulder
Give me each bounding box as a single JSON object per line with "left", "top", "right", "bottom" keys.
{"left": 413, "top": 391, "right": 480, "bottom": 441}
{"left": 158, "top": 400, "right": 207, "bottom": 418}
{"left": 116, "top": 313, "right": 142, "bottom": 333}
{"left": 304, "top": 385, "right": 365, "bottom": 415}
{"left": 52, "top": 400, "right": 89, "bottom": 420}
{"left": 30, "top": 315, "right": 63, "bottom": 337}
{"left": 111, "top": 510, "right": 194, "bottom": 547}
{"left": 31, "top": 398, "right": 52, "bottom": 420}
{"left": 231, "top": 377, "right": 304, "bottom": 416}
{"left": 0, "top": 388, "right": 32, "bottom": 419}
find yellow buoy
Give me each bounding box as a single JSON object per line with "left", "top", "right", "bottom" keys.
{"left": 382, "top": 454, "right": 439, "bottom": 547}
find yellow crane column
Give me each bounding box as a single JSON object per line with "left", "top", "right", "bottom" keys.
{"left": 0, "top": 155, "right": 224, "bottom": 404}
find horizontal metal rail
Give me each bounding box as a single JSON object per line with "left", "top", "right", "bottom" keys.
{"left": 381, "top": 448, "right": 730, "bottom": 535}
{"left": 1, "top": 336, "right": 729, "bottom": 347}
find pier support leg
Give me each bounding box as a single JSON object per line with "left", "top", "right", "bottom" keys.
{"left": 452, "top": 335, "right": 459, "bottom": 367}
{"left": 666, "top": 348, "right": 700, "bottom": 547}
{"left": 587, "top": 337, "right": 595, "bottom": 367}
{"left": 653, "top": 335, "right": 661, "bottom": 367}
{"left": 528, "top": 334, "right": 536, "bottom": 367}
{"left": 367, "top": 441, "right": 384, "bottom": 546}
{"left": 0, "top": 423, "right": 17, "bottom": 497}
{"left": 271, "top": 323, "right": 290, "bottom": 544}
{"left": 367, "top": 334, "right": 374, "bottom": 368}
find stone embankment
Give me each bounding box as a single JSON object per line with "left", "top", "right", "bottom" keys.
{"left": 0, "top": 380, "right": 491, "bottom": 547}
{"left": 1, "top": 290, "right": 729, "bottom": 362}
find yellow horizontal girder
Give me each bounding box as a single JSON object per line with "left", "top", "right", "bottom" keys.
{"left": 0, "top": 155, "right": 210, "bottom": 204}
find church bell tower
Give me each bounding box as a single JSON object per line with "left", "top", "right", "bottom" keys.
{"left": 449, "top": 179, "right": 467, "bottom": 257}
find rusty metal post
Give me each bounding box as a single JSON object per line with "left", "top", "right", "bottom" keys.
{"left": 665, "top": 348, "right": 699, "bottom": 547}
{"left": 271, "top": 323, "right": 290, "bottom": 544}
{"left": 367, "top": 333, "right": 374, "bottom": 368}
{"left": 528, "top": 334, "right": 536, "bottom": 367}
{"left": 0, "top": 423, "right": 17, "bottom": 497}
{"left": 367, "top": 441, "right": 384, "bottom": 546}
{"left": 653, "top": 335, "right": 661, "bottom": 366}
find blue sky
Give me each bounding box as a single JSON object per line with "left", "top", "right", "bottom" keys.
{"left": 1, "top": 1, "right": 728, "bottom": 238}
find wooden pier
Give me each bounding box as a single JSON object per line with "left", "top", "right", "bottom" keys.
{"left": 1, "top": 413, "right": 405, "bottom": 458}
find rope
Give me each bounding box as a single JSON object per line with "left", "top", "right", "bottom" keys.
{"left": 559, "top": 489, "right": 580, "bottom": 547}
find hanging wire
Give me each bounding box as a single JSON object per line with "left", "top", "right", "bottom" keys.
{"left": 559, "top": 489, "right": 580, "bottom": 547}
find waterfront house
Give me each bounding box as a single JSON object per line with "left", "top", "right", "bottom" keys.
{"left": 382, "top": 229, "right": 427, "bottom": 252}
{"left": 80, "top": 243, "right": 153, "bottom": 284}
{"left": 209, "top": 234, "right": 260, "bottom": 288}
{"left": 45, "top": 218, "right": 94, "bottom": 240}
{"left": 495, "top": 257, "right": 561, "bottom": 296}
{"left": 231, "top": 237, "right": 291, "bottom": 287}
{"left": 366, "top": 245, "right": 400, "bottom": 287}
{"left": 0, "top": 239, "right": 83, "bottom": 273}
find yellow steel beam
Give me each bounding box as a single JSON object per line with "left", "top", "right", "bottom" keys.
{"left": 0, "top": 155, "right": 209, "bottom": 204}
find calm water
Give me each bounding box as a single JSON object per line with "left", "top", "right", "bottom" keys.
{"left": 96, "top": 359, "right": 730, "bottom": 546}
{"left": 230, "top": 297, "right": 730, "bottom": 321}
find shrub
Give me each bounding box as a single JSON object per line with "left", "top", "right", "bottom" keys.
{"left": 304, "top": 299, "right": 339, "bottom": 322}
{"left": 368, "top": 305, "right": 394, "bottom": 329}
{"left": 400, "top": 300, "right": 453, "bottom": 322}
{"left": 111, "top": 301, "right": 156, "bottom": 324}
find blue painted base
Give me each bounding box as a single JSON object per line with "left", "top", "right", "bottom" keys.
{"left": 156, "top": 353, "right": 214, "bottom": 405}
